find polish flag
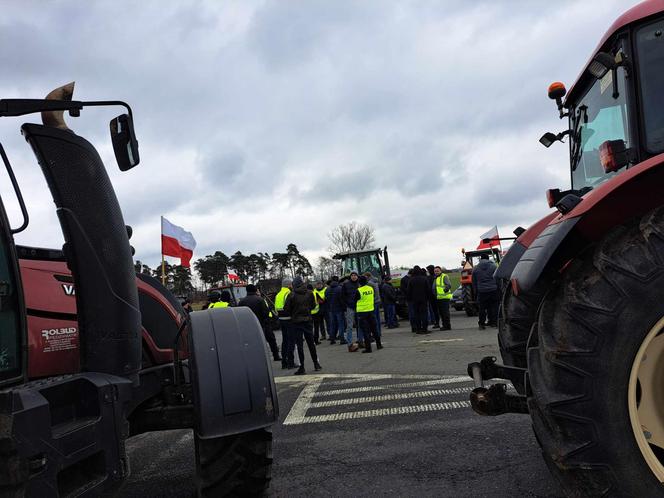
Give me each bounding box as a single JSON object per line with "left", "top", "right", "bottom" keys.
{"left": 477, "top": 225, "right": 500, "bottom": 250}
{"left": 227, "top": 269, "right": 240, "bottom": 282}
{"left": 161, "top": 217, "right": 196, "bottom": 267}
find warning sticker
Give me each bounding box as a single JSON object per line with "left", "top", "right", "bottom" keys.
{"left": 41, "top": 327, "right": 77, "bottom": 353}
{"left": 600, "top": 70, "right": 613, "bottom": 94}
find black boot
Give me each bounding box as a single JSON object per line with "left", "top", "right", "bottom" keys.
{"left": 376, "top": 338, "right": 383, "bottom": 350}
{"left": 314, "top": 361, "right": 322, "bottom": 371}
{"left": 274, "top": 354, "right": 282, "bottom": 362}
{"left": 294, "top": 366, "right": 305, "bottom": 375}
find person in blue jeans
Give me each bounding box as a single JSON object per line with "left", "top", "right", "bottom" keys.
{"left": 341, "top": 271, "right": 360, "bottom": 351}
{"left": 363, "top": 272, "right": 382, "bottom": 340}
{"left": 324, "top": 276, "right": 346, "bottom": 344}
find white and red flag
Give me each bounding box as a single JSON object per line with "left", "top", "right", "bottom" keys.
{"left": 477, "top": 225, "right": 500, "bottom": 250}
{"left": 227, "top": 269, "right": 240, "bottom": 282}
{"left": 161, "top": 217, "right": 196, "bottom": 267}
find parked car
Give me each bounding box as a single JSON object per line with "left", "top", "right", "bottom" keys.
{"left": 451, "top": 285, "right": 464, "bottom": 311}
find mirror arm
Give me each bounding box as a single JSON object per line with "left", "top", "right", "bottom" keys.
{"left": 0, "top": 99, "right": 133, "bottom": 118}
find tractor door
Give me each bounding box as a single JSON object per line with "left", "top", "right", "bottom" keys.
{"left": 0, "top": 197, "right": 26, "bottom": 387}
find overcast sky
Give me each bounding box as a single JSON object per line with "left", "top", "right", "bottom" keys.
{"left": 0, "top": 0, "right": 630, "bottom": 272}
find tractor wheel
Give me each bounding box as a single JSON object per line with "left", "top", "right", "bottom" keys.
{"left": 528, "top": 207, "right": 664, "bottom": 497}
{"left": 195, "top": 427, "right": 273, "bottom": 497}
{"left": 462, "top": 285, "right": 477, "bottom": 317}
{"left": 497, "top": 280, "right": 549, "bottom": 393}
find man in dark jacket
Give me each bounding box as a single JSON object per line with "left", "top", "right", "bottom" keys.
{"left": 406, "top": 266, "right": 431, "bottom": 334}
{"left": 400, "top": 269, "right": 416, "bottom": 332}
{"left": 238, "top": 284, "right": 281, "bottom": 361}
{"left": 380, "top": 277, "right": 399, "bottom": 328}
{"left": 284, "top": 276, "right": 322, "bottom": 375}
{"left": 472, "top": 254, "right": 499, "bottom": 329}
{"left": 325, "top": 276, "right": 345, "bottom": 344}
{"left": 341, "top": 270, "right": 360, "bottom": 351}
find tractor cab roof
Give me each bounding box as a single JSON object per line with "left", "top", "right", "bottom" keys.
{"left": 332, "top": 248, "right": 382, "bottom": 259}
{"left": 463, "top": 247, "right": 501, "bottom": 258}
{"left": 566, "top": 0, "right": 664, "bottom": 103}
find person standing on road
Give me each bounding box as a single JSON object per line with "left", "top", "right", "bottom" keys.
{"left": 325, "top": 275, "right": 345, "bottom": 344}
{"left": 208, "top": 290, "right": 232, "bottom": 308}
{"left": 238, "top": 284, "right": 281, "bottom": 361}
{"left": 363, "top": 272, "right": 382, "bottom": 342}
{"left": 312, "top": 281, "right": 327, "bottom": 344}
{"left": 426, "top": 265, "right": 440, "bottom": 329}
{"left": 406, "top": 266, "right": 431, "bottom": 334}
{"left": 356, "top": 275, "right": 382, "bottom": 353}
{"left": 276, "top": 278, "right": 296, "bottom": 369}
{"left": 472, "top": 253, "right": 499, "bottom": 329}
{"left": 400, "top": 269, "right": 416, "bottom": 332}
{"left": 341, "top": 270, "right": 361, "bottom": 352}
{"left": 380, "top": 276, "right": 399, "bottom": 328}
{"left": 284, "top": 276, "right": 322, "bottom": 375}
{"left": 433, "top": 266, "right": 453, "bottom": 330}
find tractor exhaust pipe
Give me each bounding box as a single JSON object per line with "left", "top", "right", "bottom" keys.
{"left": 22, "top": 83, "right": 142, "bottom": 382}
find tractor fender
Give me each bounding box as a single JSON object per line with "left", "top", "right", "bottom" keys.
{"left": 188, "top": 307, "right": 278, "bottom": 439}
{"left": 511, "top": 152, "right": 664, "bottom": 295}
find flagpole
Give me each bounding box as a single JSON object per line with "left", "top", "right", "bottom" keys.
{"left": 161, "top": 216, "right": 166, "bottom": 285}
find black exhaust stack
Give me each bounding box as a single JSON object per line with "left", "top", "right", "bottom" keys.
{"left": 20, "top": 86, "right": 141, "bottom": 382}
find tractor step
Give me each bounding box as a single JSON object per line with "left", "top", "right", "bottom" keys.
{"left": 467, "top": 356, "right": 529, "bottom": 416}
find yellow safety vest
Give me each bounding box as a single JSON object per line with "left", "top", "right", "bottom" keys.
{"left": 310, "top": 288, "right": 325, "bottom": 315}
{"left": 209, "top": 301, "right": 230, "bottom": 308}
{"left": 435, "top": 274, "right": 453, "bottom": 300}
{"left": 275, "top": 287, "right": 291, "bottom": 311}
{"left": 263, "top": 298, "right": 273, "bottom": 318}
{"left": 356, "top": 285, "right": 374, "bottom": 312}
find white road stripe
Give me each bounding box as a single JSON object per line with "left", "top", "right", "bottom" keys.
{"left": 274, "top": 373, "right": 451, "bottom": 385}
{"left": 282, "top": 378, "right": 323, "bottom": 425}
{"left": 418, "top": 338, "right": 464, "bottom": 344}
{"left": 284, "top": 401, "right": 471, "bottom": 425}
{"left": 315, "top": 376, "right": 471, "bottom": 397}
{"left": 309, "top": 387, "right": 470, "bottom": 408}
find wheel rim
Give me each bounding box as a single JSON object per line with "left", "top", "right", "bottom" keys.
{"left": 629, "top": 316, "right": 664, "bottom": 481}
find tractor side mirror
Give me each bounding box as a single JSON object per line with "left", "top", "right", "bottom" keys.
{"left": 110, "top": 113, "right": 140, "bottom": 171}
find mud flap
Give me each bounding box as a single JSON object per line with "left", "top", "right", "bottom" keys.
{"left": 188, "top": 307, "right": 278, "bottom": 438}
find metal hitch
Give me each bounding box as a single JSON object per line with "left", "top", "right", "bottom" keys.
{"left": 467, "top": 356, "right": 529, "bottom": 416}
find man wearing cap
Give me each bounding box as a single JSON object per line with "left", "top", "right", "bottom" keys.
{"left": 433, "top": 266, "right": 453, "bottom": 331}
{"left": 341, "top": 270, "right": 361, "bottom": 352}
{"left": 239, "top": 284, "right": 281, "bottom": 361}
{"left": 284, "top": 276, "right": 322, "bottom": 375}
{"left": 275, "top": 278, "right": 296, "bottom": 369}
{"left": 208, "top": 290, "right": 232, "bottom": 308}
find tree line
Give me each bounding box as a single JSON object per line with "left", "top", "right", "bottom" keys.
{"left": 135, "top": 222, "right": 375, "bottom": 293}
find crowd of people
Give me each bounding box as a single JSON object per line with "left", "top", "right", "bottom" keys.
{"left": 198, "top": 255, "right": 499, "bottom": 376}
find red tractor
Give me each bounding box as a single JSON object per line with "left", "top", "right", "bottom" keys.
{"left": 0, "top": 84, "right": 278, "bottom": 496}
{"left": 468, "top": 1, "right": 664, "bottom": 495}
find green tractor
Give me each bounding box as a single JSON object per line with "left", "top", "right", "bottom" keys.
{"left": 333, "top": 246, "right": 408, "bottom": 318}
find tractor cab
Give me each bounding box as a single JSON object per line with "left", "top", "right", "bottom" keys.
{"left": 333, "top": 247, "right": 389, "bottom": 280}
{"left": 459, "top": 247, "right": 501, "bottom": 317}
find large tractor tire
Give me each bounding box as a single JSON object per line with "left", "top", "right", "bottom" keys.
{"left": 528, "top": 207, "right": 664, "bottom": 497}
{"left": 462, "top": 285, "right": 477, "bottom": 317}
{"left": 195, "top": 427, "right": 273, "bottom": 497}
{"left": 497, "top": 280, "right": 549, "bottom": 394}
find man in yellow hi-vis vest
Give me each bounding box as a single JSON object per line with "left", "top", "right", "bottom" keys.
{"left": 355, "top": 275, "right": 382, "bottom": 353}
{"left": 208, "top": 289, "right": 232, "bottom": 308}
{"left": 275, "top": 278, "right": 296, "bottom": 369}
{"left": 433, "top": 266, "right": 453, "bottom": 330}
{"left": 312, "top": 281, "right": 327, "bottom": 344}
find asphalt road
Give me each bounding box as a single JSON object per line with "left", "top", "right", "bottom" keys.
{"left": 117, "top": 310, "right": 564, "bottom": 497}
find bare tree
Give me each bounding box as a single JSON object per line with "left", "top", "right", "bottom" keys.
{"left": 314, "top": 256, "right": 343, "bottom": 281}
{"left": 327, "top": 221, "right": 376, "bottom": 255}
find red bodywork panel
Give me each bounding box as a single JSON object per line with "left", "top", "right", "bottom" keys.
{"left": 567, "top": 0, "right": 664, "bottom": 100}
{"left": 20, "top": 258, "right": 188, "bottom": 379}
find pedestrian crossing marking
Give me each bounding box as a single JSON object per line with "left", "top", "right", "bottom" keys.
{"left": 316, "top": 376, "right": 470, "bottom": 397}
{"left": 281, "top": 373, "right": 474, "bottom": 426}
{"left": 287, "top": 401, "right": 471, "bottom": 425}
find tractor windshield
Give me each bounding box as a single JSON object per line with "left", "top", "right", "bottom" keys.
{"left": 636, "top": 18, "right": 664, "bottom": 154}
{"left": 569, "top": 66, "right": 630, "bottom": 190}
{"left": 341, "top": 252, "right": 381, "bottom": 278}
